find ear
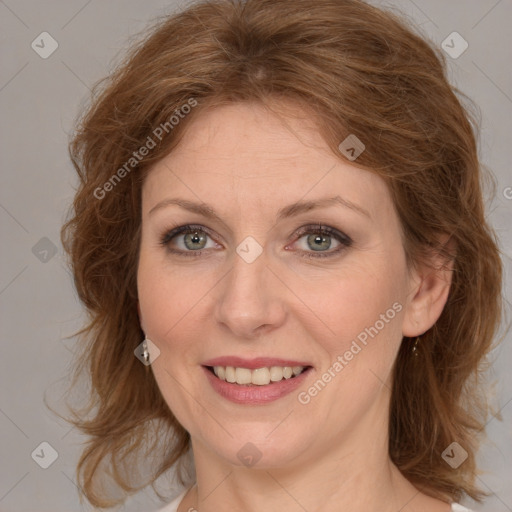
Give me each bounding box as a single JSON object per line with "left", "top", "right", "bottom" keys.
{"left": 402, "top": 235, "right": 456, "bottom": 337}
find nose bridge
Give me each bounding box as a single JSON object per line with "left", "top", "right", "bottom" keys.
{"left": 214, "top": 241, "right": 285, "bottom": 337}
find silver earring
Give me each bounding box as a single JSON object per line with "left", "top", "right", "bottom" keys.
{"left": 411, "top": 336, "right": 420, "bottom": 357}
{"left": 142, "top": 338, "right": 150, "bottom": 364}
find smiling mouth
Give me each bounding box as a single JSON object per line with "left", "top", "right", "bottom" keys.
{"left": 205, "top": 365, "right": 311, "bottom": 386}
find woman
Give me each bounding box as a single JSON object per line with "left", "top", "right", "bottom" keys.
{"left": 60, "top": 0, "right": 503, "bottom": 511}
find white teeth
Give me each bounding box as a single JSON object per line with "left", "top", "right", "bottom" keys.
{"left": 212, "top": 365, "right": 306, "bottom": 385}
{"left": 235, "top": 367, "right": 252, "bottom": 385}
{"left": 270, "top": 366, "right": 284, "bottom": 382}
{"left": 214, "top": 366, "right": 225, "bottom": 380}
{"left": 225, "top": 366, "right": 236, "bottom": 383}
{"left": 251, "top": 367, "right": 270, "bottom": 385}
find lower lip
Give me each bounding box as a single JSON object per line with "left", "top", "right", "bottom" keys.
{"left": 202, "top": 366, "right": 312, "bottom": 405}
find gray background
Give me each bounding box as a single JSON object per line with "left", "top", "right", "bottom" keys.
{"left": 0, "top": 0, "right": 511, "bottom": 511}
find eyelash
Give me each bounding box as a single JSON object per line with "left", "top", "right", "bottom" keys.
{"left": 159, "top": 223, "right": 353, "bottom": 260}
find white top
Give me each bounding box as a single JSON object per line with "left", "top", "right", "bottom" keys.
{"left": 156, "top": 487, "right": 475, "bottom": 511}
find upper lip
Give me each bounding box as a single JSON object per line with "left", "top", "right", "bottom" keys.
{"left": 202, "top": 357, "right": 312, "bottom": 369}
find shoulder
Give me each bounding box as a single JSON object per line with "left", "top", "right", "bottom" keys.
{"left": 451, "top": 504, "right": 475, "bottom": 512}
{"left": 155, "top": 487, "right": 190, "bottom": 512}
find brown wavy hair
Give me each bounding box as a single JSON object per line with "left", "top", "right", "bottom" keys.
{"left": 59, "top": 0, "right": 504, "bottom": 507}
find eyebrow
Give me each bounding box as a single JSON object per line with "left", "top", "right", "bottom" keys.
{"left": 148, "top": 195, "right": 371, "bottom": 221}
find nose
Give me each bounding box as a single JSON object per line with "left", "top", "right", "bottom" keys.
{"left": 214, "top": 247, "right": 287, "bottom": 339}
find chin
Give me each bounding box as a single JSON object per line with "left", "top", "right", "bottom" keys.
{"left": 203, "top": 429, "right": 314, "bottom": 470}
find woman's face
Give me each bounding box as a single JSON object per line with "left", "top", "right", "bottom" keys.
{"left": 137, "top": 101, "right": 422, "bottom": 469}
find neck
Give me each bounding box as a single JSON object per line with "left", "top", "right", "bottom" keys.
{"left": 185, "top": 406, "right": 423, "bottom": 512}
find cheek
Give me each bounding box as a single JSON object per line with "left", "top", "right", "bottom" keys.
{"left": 137, "top": 249, "right": 182, "bottom": 345}
{"left": 302, "top": 264, "right": 407, "bottom": 423}
{"left": 137, "top": 242, "right": 193, "bottom": 329}
{"left": 306, "top": 263, "right": 405, "bottom": 349}
{"left": 136, "top": 248, "right": 218, "bottom": 378}
{"left": 137, "top": 252, "right": 204, "bottom": 429}
{"left": 296, "top": 270, "right": 405, "bottom": 425}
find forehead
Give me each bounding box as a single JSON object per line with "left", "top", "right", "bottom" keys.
{"left": 142, "top": 101, "right": 392, "bottom": 222}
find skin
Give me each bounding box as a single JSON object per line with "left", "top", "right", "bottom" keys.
{"left": 137, "top": 101, "right": 453, "bottom": 512}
